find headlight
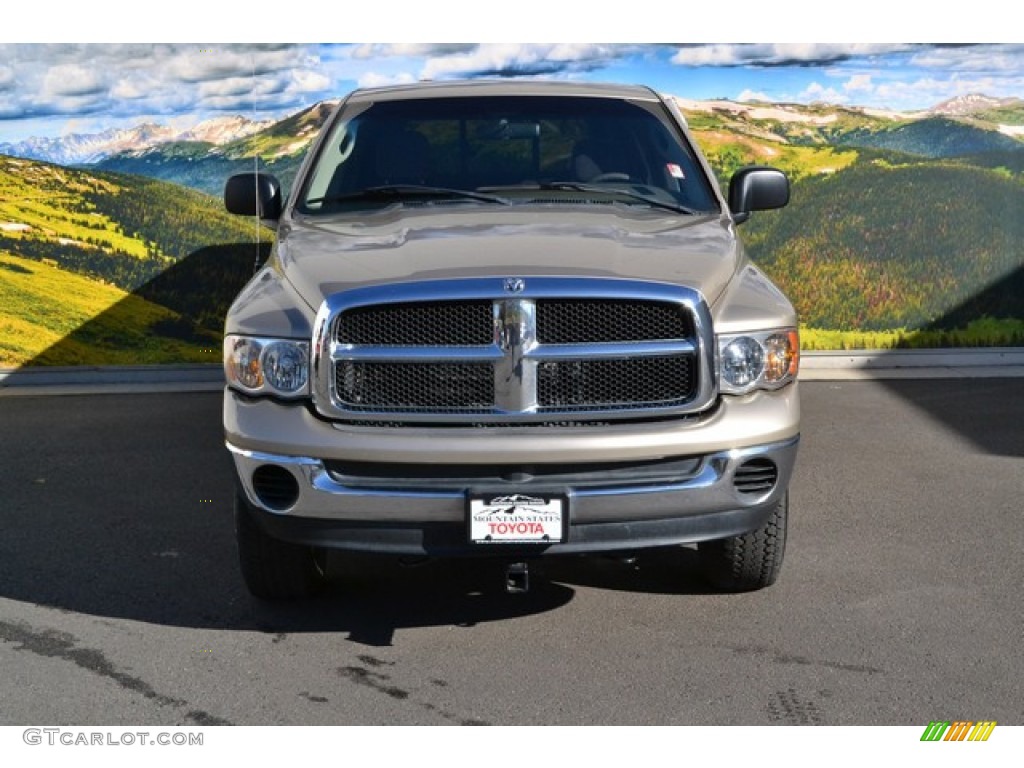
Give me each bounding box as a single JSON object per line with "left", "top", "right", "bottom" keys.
{"left": 718, "top": 329, "right": 799, "bottom": 394}
{"left": 224, "top": 335, "right": 309, "bottom": 398}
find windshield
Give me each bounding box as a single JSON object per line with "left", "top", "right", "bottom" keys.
{"left": 297, "top": 95, "right": 719, "bottom": 215}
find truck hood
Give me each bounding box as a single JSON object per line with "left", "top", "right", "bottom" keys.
{"left": 275, "top": 206, "right": 743, "bottom": 310}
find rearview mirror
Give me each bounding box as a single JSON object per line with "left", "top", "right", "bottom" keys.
{"left": 728, "top": 166, "right": 789, "bottom": 224}
{"left": 476, "top": 119, "right": 541, "bottom": 140}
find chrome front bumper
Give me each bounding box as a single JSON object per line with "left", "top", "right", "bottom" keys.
{"left": 227, "top": 435, "right": 799, "bottom": 556}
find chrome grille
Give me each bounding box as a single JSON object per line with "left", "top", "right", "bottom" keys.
{"left": 336, "top": 301, "right": 492, "bottom": 346}
{"left": 537, "top": 299, "right": 692, "bottom": 343}
{"left": 313, "top": 277, "right": 716, "bottom": 424}
{"left": 336, "top": 360, "right": 494, "bottom": 411}
{"left": 537, "top": 356, "right": 694, "bottom": 409}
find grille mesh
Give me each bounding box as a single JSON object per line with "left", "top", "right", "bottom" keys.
{"left": 537, "top": 299, "right": 692, "bottom": 343}
{"left": 537, "top": 355, "right": 694, "bottom": 409}
{"left": 336, "top": 360, "right": 494, "bottom": 411}
{"left": 336, "top": 301, "right": 493, "bottom": 346}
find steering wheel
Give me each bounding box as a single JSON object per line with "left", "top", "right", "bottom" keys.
{"left": 589, "top": 172, "right": 631, "bottom": 182}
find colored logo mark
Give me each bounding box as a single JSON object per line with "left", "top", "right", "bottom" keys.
{"left": 920, "top": 721, "right": 996, "bottom": 742}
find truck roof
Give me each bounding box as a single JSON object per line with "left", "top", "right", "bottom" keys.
{"left": 344, "top": 79, "right": 662, "bottom": 103}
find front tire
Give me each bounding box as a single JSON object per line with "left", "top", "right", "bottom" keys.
{"left": 697, "top": 492, "right": 788, "bottom": 592}
{"left": 235, "top": 490, "right": 326, "bottom": 600}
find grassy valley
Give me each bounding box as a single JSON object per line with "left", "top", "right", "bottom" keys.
{"left": 0, "top": 155, "right": 263, "bottom": 366}
{"left": 0, "top": 251, "right": 220, "bottom": 366}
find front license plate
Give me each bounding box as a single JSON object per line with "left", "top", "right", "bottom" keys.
{"left": 468, "top": 493, "right": 566, "bottom": 544}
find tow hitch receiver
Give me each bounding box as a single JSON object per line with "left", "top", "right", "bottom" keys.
{"left": 505, "top": 562, "right": 529, "bottom": 594}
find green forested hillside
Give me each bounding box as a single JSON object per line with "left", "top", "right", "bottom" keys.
{"left": 683, "top": 102, "right": 1024, "bottom": 346}
{"left": 743, "top": 159, "right": 1024, "bottom": 332}
{"left": 834, "top": 117, "right": 1024, "bottom": 157}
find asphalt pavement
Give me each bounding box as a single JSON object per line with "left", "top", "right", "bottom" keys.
{"left": 0, "top": 380, "right": 1021, "bottom": 725}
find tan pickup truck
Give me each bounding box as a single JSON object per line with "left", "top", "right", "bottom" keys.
{"left": 222, "top": 80, "right": 799, "bottom": 599}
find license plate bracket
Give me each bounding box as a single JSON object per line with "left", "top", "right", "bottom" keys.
{"left": 467, "top": 492, "right": 567, "bottom": 545}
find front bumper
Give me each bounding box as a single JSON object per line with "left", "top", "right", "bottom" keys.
{"left": 228, "top": 432, "right": 799, "bottom": 557}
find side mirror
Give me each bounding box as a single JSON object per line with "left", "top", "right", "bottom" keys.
{"left": 728, "top": 166, "right": 789, "bottom": 224}
{"left": 224, "top": 173, "right": 282, "bottom": 220}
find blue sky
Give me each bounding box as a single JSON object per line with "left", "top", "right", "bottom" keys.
{"left": 2, "top": 41, "right": 1022, "bottom": 144}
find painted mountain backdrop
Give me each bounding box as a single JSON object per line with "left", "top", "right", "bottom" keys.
{"left": 0, "top": 115, "right": 275, "bottom": 166}
{"left": 1, "top": 92, "right": 1023, "bottom": 367}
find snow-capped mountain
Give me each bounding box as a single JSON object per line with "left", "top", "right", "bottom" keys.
{"left": 928, "top": 93, "right": 1017, "bottom": 116}
{"left": 177, "top": 115, "right": 274, "bottom": 145}
{"left": 0, "top": 116, "right": 272, "bottom": 165}
{"left": 0, "top": 124, "right": 176, "bottom": 165}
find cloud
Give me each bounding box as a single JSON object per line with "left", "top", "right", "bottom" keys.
{"left": 0, "top": 43, "right": 336, "bottom": 129}
{"left": 801, "top": 82, "right": 848, "bottom": 104}
{"left": 290, "top": 69, "right": 331, "bottom": 93}
{"left": 419, "top": 43, "right": 625, "bottom": 79}
{"left": 110, "top": 73, "right": 155, "bottom": 101}
{"left": 350, "top": 43, "right": 636, "bottom": 89}
{"left": 671, "top": 43, "right": 917, "bottom": 68}
{"left": 908, "top": 44, "right": 1024, "bottom": 72}
{"left": 357, "top": 71, "right": 417, "bottom": 89}
{"left": 42, "top": 64, "right": 107, "bottom": 98}
{"left": 809, "top": 71, "right": 1024, "bottom": 111}
{"left": 199, "top": 76, "right": 259, "bottom": 99}
{"left": 167, "top": 46, "right": 304, "bottom": 84}
{"left": 3, "top": 42, "right": 1023, "bottom": 143}
{"left": 350, "top": 44, "right": 476, "bottom": 60}
{"left": 869, "top": 75, "right": 1022, "bottom": 110}
{"left": 844, "top": 74, "right": 874, "bottom": 93}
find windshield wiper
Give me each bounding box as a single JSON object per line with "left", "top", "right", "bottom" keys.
{"left": 540, "top": 182, "right": 700, "bottom": 215}
{"left": 480, "top": 182, "right": 700, "bottom": 215}
{"left": 306, "top": 184, "right": 510, "bottom": 207}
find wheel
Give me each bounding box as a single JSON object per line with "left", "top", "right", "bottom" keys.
{"left": 235, "top": 490, "right": 326, "bottom": 600}
{"left": 697, "top": 492, "right": 788, "bottom": 592}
